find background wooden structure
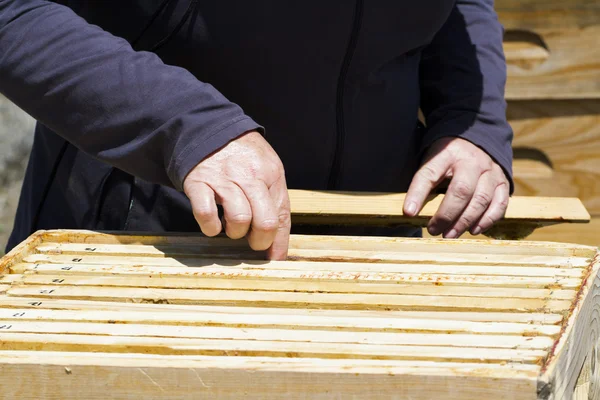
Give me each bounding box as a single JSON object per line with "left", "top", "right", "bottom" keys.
{"left": 488, "top": 0, "right": 600, "bottom": 246}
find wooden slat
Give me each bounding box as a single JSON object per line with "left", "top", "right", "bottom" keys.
{"left": 0, "top": 308, "right": 561, "bottom": 336}
{"left": 23, "top": 251, "right": 593, "bottom": 268}
{"left": 36, "top": 238, "right": 599, "bottom": 258}
{"left": 5, "top": 268, "right": 583, "bottom": 291}
{"left": 0, "top": 297, "right": 565, "bottom": 325}
{"left": 0, "top": 332, "right": 548, "bottom": 363}
{"left": 5, "top": 285, "right": 573, "bottom": 312}
{"left": 39, "top": 230, "right": 597, "bottom": 257}
{"left": 0, "top": 320, "right": 556, "bottom": 349}
{"left": 11, "top": 261, "right": 586, "bottom": 279}
{"left": 1, "top": 274, "right": 576, "bottom": 300}
{"left": 288, "top": 189, "right": 590, "bottom": 226}
{"left": 9, "top": 262, "right": 584, "bottom": 289}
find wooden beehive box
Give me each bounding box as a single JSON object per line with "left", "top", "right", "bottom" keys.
{"left": 0, "top": 229, "right": 598, "bottom": 399}
{"left": 493, "top": 0, "right": 600, "bottom": 246}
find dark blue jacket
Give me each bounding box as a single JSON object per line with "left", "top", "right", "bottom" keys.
{"left": 0, "top": 0, "right": 513, "bottom": 252}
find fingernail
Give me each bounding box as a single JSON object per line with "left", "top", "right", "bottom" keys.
{"left": 472, "top": 226, "right": 482, "bottom": 235}
{"left": 405, "top": 202, "right": 417, "bottom": 216}
{"left": 446, "top": 229, "right": 458, "bottom": 239}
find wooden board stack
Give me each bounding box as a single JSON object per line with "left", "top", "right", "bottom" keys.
{"left": 494, "top": 0, "right": 600, "bottom": 246}
{"left": 0, "top": 229, "right": 598, "bottom": 399}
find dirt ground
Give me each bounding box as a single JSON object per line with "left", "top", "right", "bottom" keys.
{"left": 0, "top": 95, "right": 35, "bottom": 254}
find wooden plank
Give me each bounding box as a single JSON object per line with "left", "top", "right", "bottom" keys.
{"left": 503, "top": 27, "right": 600, "bottom": 99}
{"left": 496, "top": 0, "right": 600, "bottom": 31}
{"left": 0, "top": 308, "right": 561, "bottom": 336}
{"left": 510, "top": 100, "right": 600, "bottom": 216}
{"left": 10, "top": 261, "right": 587, "bottom": 279}
{"left": 504, "top": 40, "right": 550, "bottom": 70}
{"left": 512, "top": 158, "right": 554, "bottom": 179}
{"left": 39, "top": 230, "right": 597, "bottom": 257}
{"left": 288, "top": 189, "right": 590, "bottom": 226}
{"left": 6, "top": 271, "right": 581, "bottom": 295}
{"left": 0, "top": 352, "right": 539, "bottom": 400}
{"left": 36, "top": 239, "right": 598, "bottom": 258}
{"left": 0, "top": 332, "right": 548, "bottom": 363}
{"left": 11, "top": 262, "right": 584, "bottom": 289}
{"left": 5, "top": 285, "right": 573, "bottom": 312}
{"left": 0, "top": 297, "right": 565, "bottom": 325}
{"left": 0, "top": 320, "right": 556, "bottom": 349}
{"left": 23, "top": 251, "right": 594, "bottom": 269}
{"left": 497, "top": 0, "right": 600, "bottom": 100}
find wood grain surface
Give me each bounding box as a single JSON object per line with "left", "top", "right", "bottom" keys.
{"left": 0, "top": 229, "right": 597, "bottom": 399}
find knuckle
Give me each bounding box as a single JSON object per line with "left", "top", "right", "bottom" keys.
{"left": 457, "top": 215, "right": 474, "bottom": 229}
{"left": 481, "top": 215, "right": 497, "bottom": 229}
{"left": 272, "top": 158, "right": 285, "bottom": 174}
{"left": 226, "top": 213, "right": 252, "bottom": 226}
{"left": 498, "top": 197, "right": 509, "bottom": 209}
{"left": 472, "top": 192, "right": 492, "bottom": 209}
{"left": 193, "top": 206, "right": 216, "bottom": 221}
{"left": 418, "top": 165, "right": 439, "bottom": 183}
{"left": 452, "top": 181, "right": 473, "bottom": 200}
{"left": 254, "top": 218, "right": 279, "bottom": 233}
{"left": 278, "top": 212, "right": 292, "bottom": 228}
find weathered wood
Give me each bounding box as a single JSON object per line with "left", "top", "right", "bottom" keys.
{"left": 39, "top": 230, "right": 597, "bottom": 257}
{"left": 0, "top": 352, "right": 539, "bottom": 400}
{"left": 0, "top": 229, "right": 597, "bottom": 399}
{"left": 496, "top": 0, "right": 600, "bottom": 99}
{"left": 507, "top": 99, "right": 600, "bottom": 246}
{"left": 509, "top": 100, "right": 600, "bottom": 216}
{"left": 496, "top": 0, "right": 600, "bottom": 31}
{"left": 503, "top": 27, "right": 600, "bottom": 99}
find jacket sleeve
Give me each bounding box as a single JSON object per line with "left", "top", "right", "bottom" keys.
{"left": 0, "top": 0, "right": 262, "bottom": 191}
{"left": 419, "top": 0, "right": 514, "bottom": 192}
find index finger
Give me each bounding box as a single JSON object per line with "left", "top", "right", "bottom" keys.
{"left": 266, "top": 177, "right": 291, "bottom": 261}
{"left": 404, "top": 153, "right": 451, "bottom": 217}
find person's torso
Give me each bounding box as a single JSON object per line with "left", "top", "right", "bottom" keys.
{"left": 8, "top": 0, "right": 455, "bottom": 250}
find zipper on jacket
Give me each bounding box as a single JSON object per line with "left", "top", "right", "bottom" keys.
{"left": 327, "top": 0, "right": 364, "bottom": 190}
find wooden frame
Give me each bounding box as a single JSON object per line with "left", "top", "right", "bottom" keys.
{"left": 0, "top": 229, "right": 598, "bottom": 399}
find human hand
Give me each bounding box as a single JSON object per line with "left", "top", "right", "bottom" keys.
{"left": 403, "top": 137, "right": 509, "bottom": 238}
{"left": 183, "top": 131, "right": 290, "bottom": 260}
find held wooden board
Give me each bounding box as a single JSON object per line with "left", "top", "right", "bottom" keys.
{"left": 288, "top": 189, "right": 591, "bottom": 241}
{"left": 0, "top": 230, "right": 598, "bottom": 399}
